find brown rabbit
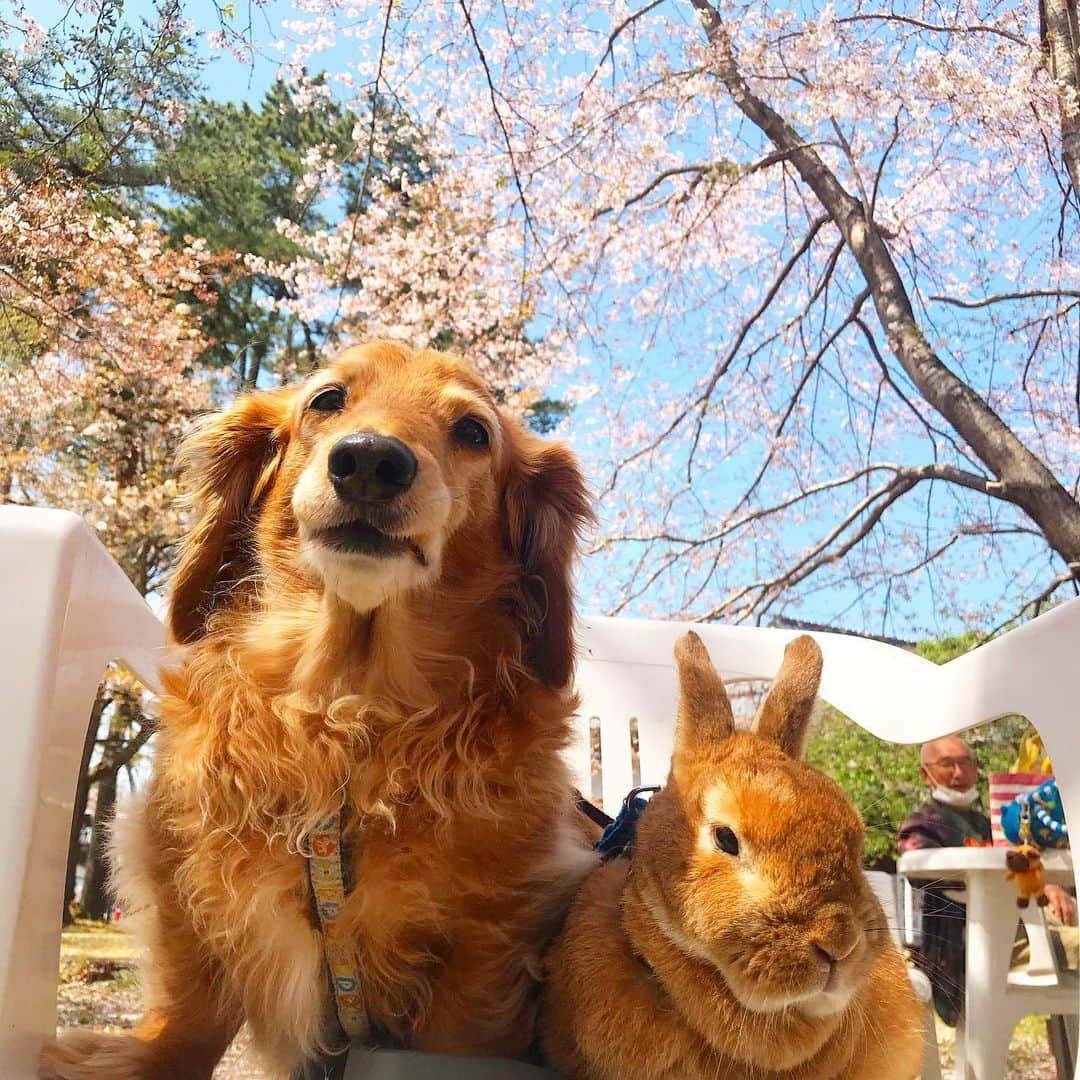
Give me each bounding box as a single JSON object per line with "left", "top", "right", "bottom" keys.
{"left": 541, "top": 632, "right": 923, "bottom": 1080}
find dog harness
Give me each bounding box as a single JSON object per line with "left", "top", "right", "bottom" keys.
{"left": 306, "top": 811, "right": 371, "bottom": 1042}
{"left": 590, "top": 786, "right": 660, "bottom": 861}
{"left": 299, "top": 793, "right": 650, "bottom": 1075}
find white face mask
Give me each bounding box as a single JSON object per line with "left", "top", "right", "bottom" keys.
{"left": 932, "top": 785, "right": 979, "bottom": 809}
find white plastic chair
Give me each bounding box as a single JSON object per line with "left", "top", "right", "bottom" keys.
{"left": 1011, "top": 905, "right": 1078, "bottom": 1057}
{"left": 0, "top": 508, "right": 169, "bottom": 1078}
{"left": 2, "top": 507, "right": 1079, "bottom": 1079}
{"left": 572, "top": 612, "right": 1080, "bottom": 1080}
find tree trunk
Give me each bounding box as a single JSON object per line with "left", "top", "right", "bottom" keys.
{"left": 690, "top": 0, "right": 1080, "bottom": 581}
{"left": 244, "top": 339, "right": 268, "bottom": 389}
{"left": 1042, "top": 0, "right": 1080, "bottom": 204}
{"left": 80, "top": 770, "right": 117, "bottom": 921}
{"left": 63, "top": 688, "right": 106, "bottom": 925}
{"left": 77, "top": 698, "right": 156, "bottom": 920}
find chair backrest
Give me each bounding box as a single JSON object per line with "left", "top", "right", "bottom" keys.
{"left": 571, "top": 611, "right": 1080, "bottom": 820}
{"left": 569, "top": 611, "right": 1080, "bottom": 1054}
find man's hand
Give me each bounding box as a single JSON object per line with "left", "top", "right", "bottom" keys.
{"left": 1044, "top": 883, "right": 1077, "bottom": 925}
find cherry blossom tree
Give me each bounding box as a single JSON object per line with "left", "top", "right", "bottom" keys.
{"left": 278, "top": 0, "right": 1080, "bottom": 632}
{"left": 0, "top": 0, "right": 198, "bottom": 189}
{"left": 0, "top": 0, "right": 237, "bottom": 921}
{"left": 0, "top": 167, "right": 224, "bottom": 919}
{"left": 256, "top": 163, "right": 581, "bottom": 419}
{"left": 0, "top": 171, "right": 222, "bottom": 592}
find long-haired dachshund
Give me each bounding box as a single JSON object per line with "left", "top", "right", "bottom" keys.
{"left": 42, "top": 342, "right": 596, "bottom": 1079}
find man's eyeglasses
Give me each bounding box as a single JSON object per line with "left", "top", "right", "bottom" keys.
{"left": 928, "top": 756, "right": 975, "bottom": 771}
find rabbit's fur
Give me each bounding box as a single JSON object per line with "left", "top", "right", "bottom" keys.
{"left": 541, "top": 633, "right": 923, "bottom": 1079}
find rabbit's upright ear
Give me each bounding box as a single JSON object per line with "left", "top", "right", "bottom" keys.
{"left": 753, "top": 635, "right": 823, "bottom": 759}
{"left": 673, "top": 632, "right": 735, "bottom": 769}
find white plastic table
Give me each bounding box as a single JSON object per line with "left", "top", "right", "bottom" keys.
{"left": 899, "top": 846, "right": 1076, "bottom": 1080}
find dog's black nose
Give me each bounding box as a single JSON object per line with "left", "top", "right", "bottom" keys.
{"left": 328, "top": 433, "right": 418, "bottom": 503}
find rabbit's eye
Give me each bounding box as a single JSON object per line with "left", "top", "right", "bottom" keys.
{"left": 713, "top": 826, "right": 739, "bottom": 856}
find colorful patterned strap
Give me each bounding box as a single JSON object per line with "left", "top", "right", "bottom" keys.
{"left": 307, "top": 812, "right": 370, "bottom": 1042}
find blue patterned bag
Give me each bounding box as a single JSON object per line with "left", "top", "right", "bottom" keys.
{"left": 1000, "top": 777, "right": 1069, "bottom": 848}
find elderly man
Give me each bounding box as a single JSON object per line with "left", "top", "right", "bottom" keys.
{"left": 899, "top": 736, "right": 1076, "bottom": 1025}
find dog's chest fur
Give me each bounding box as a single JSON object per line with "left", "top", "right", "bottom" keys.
{"left": 118, "top": 652, "right": 585, "bottom": 1069}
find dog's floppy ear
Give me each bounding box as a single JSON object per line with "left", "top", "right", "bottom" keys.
{"left": 504, "top": 427, "right": 593, "bottom": 688}
{"left": 169, "top": 387, "right": 295, "bottom": 644}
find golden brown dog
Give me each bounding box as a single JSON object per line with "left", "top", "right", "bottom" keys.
{"left": 42, "top": 342, "right": 596, "bottom": 1079}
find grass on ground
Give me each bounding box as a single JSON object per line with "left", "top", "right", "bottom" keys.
{"left": 58, "top": 919, "right": 259, "bottom": 1077}
{"left": 59, "top": 920, "right": 1065, "bottom": 1078}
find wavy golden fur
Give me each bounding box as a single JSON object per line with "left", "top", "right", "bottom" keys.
{"left": 42, "top": 342, "right": 597, "bottom": 1079}
{"left": 541, "top": 633, "right": 923, "bottom": 1080}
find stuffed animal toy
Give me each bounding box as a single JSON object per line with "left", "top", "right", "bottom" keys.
{"left": 1005, "top": 844, "right": 1048, "bottom": 908}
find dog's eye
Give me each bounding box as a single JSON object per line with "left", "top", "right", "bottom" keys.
{"left": 713, "top": 826, "right": 739, "bottom": 856}
{"left": 452, "top": 416, "right": 490, "bottom": 449}
{"left": 309, "top": 386, "right": 346, "bottom": 413}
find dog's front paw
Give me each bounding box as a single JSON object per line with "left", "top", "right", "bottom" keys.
{"left": 40, "top": 1030, "right": 160, "bottom": 1080}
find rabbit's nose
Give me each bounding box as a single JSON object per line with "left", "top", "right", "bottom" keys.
{"left": 810, "top": 905, "right": 860, "bottom": 966}
{"left": 812, "top": 937, "right": 855, "bottom": 972}
{"left": 812, "top": 943, "right": 840, "bottom": 991}
{"left": 812, "top": 933, "right": 858, "bottom": 993}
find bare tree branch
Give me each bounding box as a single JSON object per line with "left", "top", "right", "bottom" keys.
{"left": 688, "top": 0, "right": 1080, "bottom": 584}
{"left": 600, "top": 457, "right": 1012, "bottom": 621}
{"left": 586, "top": 0, "right": 670, "bottom": 91}
{"left": 836, "top": 13, "right": 1028, "bottom": 47}
{"left": 854, "top": 315, "right": 970, "bottom": 463}
{"left": 460, "top": 0, "right": 536, "bottom": 240}
{"left": 88, "top": 722, "right": 156, "bottom": 783}
{"left": 599, "top": 461, "right": 993, "bottom": 551}
{"left": 599, "top": 213, "right": 831, "bottom": 495}
{"left": 982, "top": 569, "right": 1077, "bottom": 640}
{"left": 931, "top": 288, "right": 1080, "bottom": 309}
{"left": 593, "top": 163, "right": 718, "bottom": 219}
{"left": 723, "top": 285, "right": 871, "bottom": 509}
{"left": 593, "top": 147, "right": 796, "bottom": 219}
{"left": 705, "top": 470, "right": 922, "bottom": 622}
